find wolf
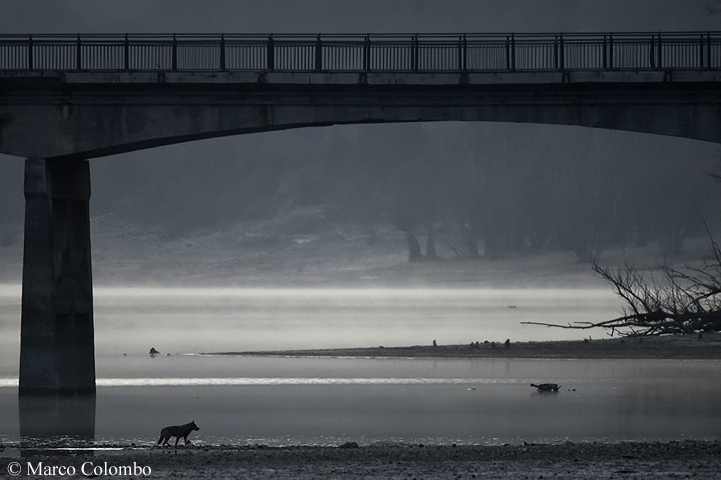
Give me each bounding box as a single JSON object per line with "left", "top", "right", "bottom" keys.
{"left": 157, "top": 420, "right": 199, "bottom": 447}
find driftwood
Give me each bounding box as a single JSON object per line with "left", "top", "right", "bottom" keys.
{"left": 523, "top": 232, "right": 721, "bottom": 336}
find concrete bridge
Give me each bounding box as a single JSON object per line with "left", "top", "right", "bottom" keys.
{"left": 2, "top": 31, "right": 721, "bottom": 394}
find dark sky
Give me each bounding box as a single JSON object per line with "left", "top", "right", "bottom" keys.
{"left": 0, "top": 0, "right": 718, "bottom": 34}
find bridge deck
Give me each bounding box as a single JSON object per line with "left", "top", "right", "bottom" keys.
{"left": 3, "top": 70, "right": 715, "bottom": 86}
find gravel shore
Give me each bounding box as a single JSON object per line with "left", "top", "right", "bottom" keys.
{"left": 8, "top": 441, "right": 721, "bottom": 479}
{"left": 211, "top": 332, "right": 721, "bottom": 360}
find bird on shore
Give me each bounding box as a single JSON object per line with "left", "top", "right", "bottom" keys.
{"left": 530, "top": 383, "right": 561, "bottom": 392}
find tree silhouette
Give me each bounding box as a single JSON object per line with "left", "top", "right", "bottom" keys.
{"left": 525, "top": 230, "right": 721, "bottom": 336}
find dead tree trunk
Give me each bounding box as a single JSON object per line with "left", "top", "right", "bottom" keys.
{"left": 405, "top": 231, "right": 423, "bottom": 262}
{"left": 425, "top": 223, "right": 438, "bottom": 259}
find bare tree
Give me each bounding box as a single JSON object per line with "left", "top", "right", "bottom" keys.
{"left": 524, "top": 232, "right": 721, "bottom": 336}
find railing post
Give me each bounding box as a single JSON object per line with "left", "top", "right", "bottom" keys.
{"left": 124, "top": 34, "right": 130, "bottom": 72}
{"left": 505, "top": 36, "right": 510, "bottom": 70}
{"left": 657, "top": 33, "right": 662, "bottom": 70}
{"left": 649, "top": 34, "right": 657, "bottom": 69}
{"left": 459, "top": 35, "right": 466, "bottom": 71}
{"left": 700, "top": 34, "right": 705, "bottom": 69}
{"left": 363, "top": 35, "right": 370, "bottom": 72}
{"left": 76, "top": 35, "right": 82, "bottom": 71}
{"left": 220, "top": 35, "right": 226, "bottom": 71}
{"left": 509, "top": 34, "right": 516, "bottom": 71}
{"left": 172, "top": 34, "right": 178, "bottom": 71}
{"left": 412, "top": 35, "right": 418, "bottom": 73}
{"left": 609, "top": 34, "right": 614, "bottom": 70}
{"left": 698, "top": 34, "right": 704, "bottom": 69}
{"left": 559, "top": 34, "right": 564, "bottom": 71}
{"left": 603, "top": 35, "right": 607, "bottom": 69}
{"left": 267, "top": 35, "right": 274, "bottom": 71}
{"left": 28, "top": 35, "right": 33, "bottom": 71}
{"left": 708, "top": 32, "right": 712, "bottom": 70}
{"left": 315, "top": 35, "right": 322, "bottom": 72}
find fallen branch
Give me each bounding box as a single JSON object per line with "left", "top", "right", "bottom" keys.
{"left": 523, "top": 230, "right": 721, "bottom": 336}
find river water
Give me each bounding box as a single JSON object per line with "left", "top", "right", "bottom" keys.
{"left": 0, "top": 286, "right": 720, "bottom": 448}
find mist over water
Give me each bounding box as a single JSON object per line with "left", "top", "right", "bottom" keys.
{"left": 93, "top": 287, "right": 617, "bottom": 359}
{"left": 1, "top": 286, "right": 618, "bottom": 377}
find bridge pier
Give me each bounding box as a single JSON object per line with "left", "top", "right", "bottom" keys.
{"left": 19, "top": 158, "right": 95, "bottom": 396}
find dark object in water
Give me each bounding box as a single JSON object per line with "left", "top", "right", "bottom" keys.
{"left": 531, "top": 383, "right": 561, "bottom": 392}
{"left": 149, "top": 347, "right": 160, "bottom": 356}
{"left": 339, "top": 441, "right": 359, "bottom": 449}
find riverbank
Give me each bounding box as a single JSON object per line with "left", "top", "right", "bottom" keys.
{"left": 8, "top": 440, "right": 721, "bottom": 479}
{"left": 209, "top": 332, "right": 721, "bottom": 359}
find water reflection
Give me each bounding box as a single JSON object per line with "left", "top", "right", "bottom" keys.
{"left": 19, "top": 395, "right": 95, "bottom": 456}
{"left": 2, "top": 356, "right": 721, "bottom": 447}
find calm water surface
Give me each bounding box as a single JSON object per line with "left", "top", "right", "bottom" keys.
{"left": 0, "top": 286, "right": 719, "bottom": 449}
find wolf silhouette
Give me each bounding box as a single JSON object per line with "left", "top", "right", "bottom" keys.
{"left": 157, "top": 420, "right": 199, "bottom": 447}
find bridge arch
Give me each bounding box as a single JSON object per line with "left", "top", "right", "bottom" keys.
{"left": 2, "top": 73, "right": 721, "bottom": 161}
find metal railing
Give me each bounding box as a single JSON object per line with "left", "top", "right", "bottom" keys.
{"left": 0, "top": 32, "right": 720, "bottom": 73}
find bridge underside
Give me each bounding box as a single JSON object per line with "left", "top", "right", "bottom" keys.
{"left": 2, "top": 71, "right": 721, "bottom": 161}
{"left": 3, "top": 71, "right": 720, "bottom": 395}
